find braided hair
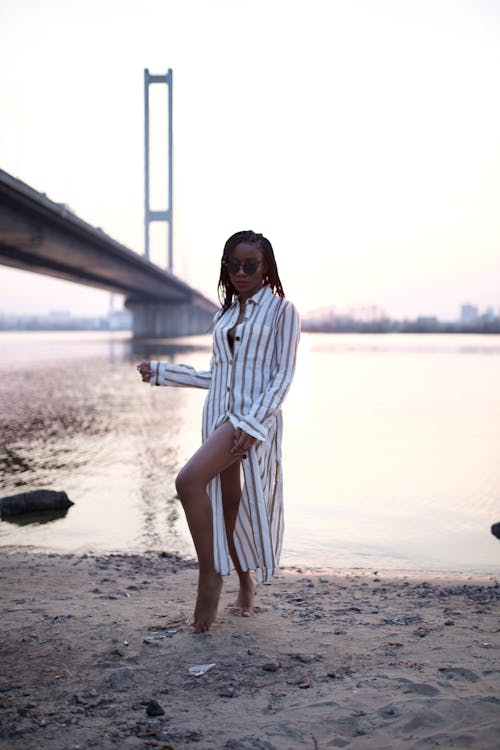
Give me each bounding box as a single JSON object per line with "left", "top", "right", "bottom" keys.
{"left": 217, "top": 230, "right": 285, "bottom": 311}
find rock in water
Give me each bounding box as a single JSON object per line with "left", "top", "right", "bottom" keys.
{"left": 0, "top": 490, "right": 74, "bottom": 517}
{"left": 491, "top": 523, "right": 500, "bottom": 540}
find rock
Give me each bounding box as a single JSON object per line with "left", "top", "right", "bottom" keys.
{"left": 413, "top": 626, "right": 432, "bottom": 638}
{"left": 491, "top": 522, "right": 500, "bottom": 540}
{"left": 261, "top": 661, "right": 280, "bottom": 672}
{"left": 145, "top": 699, "right": 165, "bottom": 717}
{"left": 0, "top": 490, "right": 73, "bottom": 517}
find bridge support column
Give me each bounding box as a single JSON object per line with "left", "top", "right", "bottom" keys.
{"left": 126, "top": 298, "right": 215, "bottom": 338}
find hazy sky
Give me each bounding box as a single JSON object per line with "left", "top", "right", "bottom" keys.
{"left": 1, "top": 0, "right": 500, "bottom": 320}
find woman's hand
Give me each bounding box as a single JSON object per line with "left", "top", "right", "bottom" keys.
{"left": 231, "top": 428, "right": 257, "bottom": 458}
{"left": 136, "top": 360, "right": 153, "bottom": 382}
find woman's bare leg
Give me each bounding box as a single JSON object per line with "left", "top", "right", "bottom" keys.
{"left": 220, "top": 462, "right": 257, "bottom": 617}
{"left": 175, "top": 421, "right": 238, "bottom": 632}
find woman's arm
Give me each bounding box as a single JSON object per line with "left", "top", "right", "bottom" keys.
{"left": 137, "top": 359, "right": 212, "bottom": 389}
{"left": 235, "top": 300, "right": 300, "bottom": 441}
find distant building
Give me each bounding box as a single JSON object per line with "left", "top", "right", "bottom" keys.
{"left": 48, "top": 309, "right": 71, "bottom": 322}
{"left": 484, "top": 306, "right": 495, "bottom": 321}
{"left": 460, "top": 304, "right": 479, "bottom": 323}
{"left": 108, "top": 309, "right": 132, "bottom": 330}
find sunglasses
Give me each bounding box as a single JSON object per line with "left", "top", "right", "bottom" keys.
{"left": 224, "top": 259, "right": 264, "bottom": 276}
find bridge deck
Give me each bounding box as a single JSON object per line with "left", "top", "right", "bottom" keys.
{"left": 0, "top": 169, "right": 216, "bottom": 313}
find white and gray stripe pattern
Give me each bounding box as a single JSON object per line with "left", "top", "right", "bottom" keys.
{"left": 150, "top": 284, "right": 300, "bottom": 583}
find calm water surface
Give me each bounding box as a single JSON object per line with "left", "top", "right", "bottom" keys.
{"left": 1, "top": 330, "right": 499, "bottom": 573}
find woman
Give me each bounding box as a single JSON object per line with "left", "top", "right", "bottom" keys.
{"left": 137, "top": 230, "right": 300, "bottom": 632}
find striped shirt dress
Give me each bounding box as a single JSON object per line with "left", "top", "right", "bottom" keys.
{"left": 150, "top": 284, "right": 300, "bottom": 583}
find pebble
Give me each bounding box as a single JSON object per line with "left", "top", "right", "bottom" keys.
{"left": 145, "top": 699, "right": 165, "bottom": 717}
{"left": 219, "top": 686, "right": 236, "bottom": 698}
{"left": 261, "top": 661, "right": 280, "bottom": 672}
{"left": 413, "top": 626, "right": 432, "bottom": 638}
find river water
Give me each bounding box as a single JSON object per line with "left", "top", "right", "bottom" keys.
{"left": 1, "top": 331, "right": 499, "bottom": 573}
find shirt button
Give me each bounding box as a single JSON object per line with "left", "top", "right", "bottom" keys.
{"left": 235, "top": 336, "right": 240, "bottom": 341}
{"left": 229, "top": 360, "right": 233, "bottom": 365}
{"left": 227, "top": 387, "right": 230, "bottom": 391}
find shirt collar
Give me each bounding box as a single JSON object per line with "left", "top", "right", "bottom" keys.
{"left": 237, "top": 284, "right": 273, "bottom": 307}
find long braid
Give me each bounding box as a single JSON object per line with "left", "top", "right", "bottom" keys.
{"left": 217, "top": 230, "right": 285, "bottom": 311}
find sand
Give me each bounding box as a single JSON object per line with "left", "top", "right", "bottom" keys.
{"left": 0, "top": 550, "right": 499, "bottom": 750}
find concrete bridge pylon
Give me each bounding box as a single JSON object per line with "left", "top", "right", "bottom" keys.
{"left": 126, "top": 296, "right": 215, "bottom": 338}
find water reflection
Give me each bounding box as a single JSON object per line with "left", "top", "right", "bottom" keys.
{"left": 131, "top": 335, "right": 212, "bottom": 359}
{"left": 2, "top": 508, "right": 71, "bottom": 527}
{"left": 308, "top": 333, "right": 500, "bottom": 356}
{"left": 137, "top": 492, "right": 180, "bottom": 550}
{"left": 0, "top": 331, "right": 209, "bottom": 557}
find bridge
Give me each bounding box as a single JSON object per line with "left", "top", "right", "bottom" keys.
{"left": 0, "top": 169, "right": 218, "bottom": 337}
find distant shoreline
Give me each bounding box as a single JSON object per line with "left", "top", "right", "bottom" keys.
{"left": 1, "top": 324, "right": 500, "bottom": 334}
{"left": 302, "top": 322, "right": 500, "bottom": 334}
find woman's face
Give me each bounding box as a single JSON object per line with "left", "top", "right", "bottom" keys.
{"left": 226, "top": 242, "right": 267, "bottom": 301}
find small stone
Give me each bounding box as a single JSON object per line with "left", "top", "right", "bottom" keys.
{"left": 292, "top": 653, "right": 316, "bottom": 663}
{"left": 379, "top": 706, "right": 397, "bottom": 718}
{"left": 145, "top": 699, "right": 165, "bottom": 717}
{"left": 261, "top": 661, "right": 279, "bottom": 672}
{"left": 413, "top": 626, "right": 431, "bottom": 638}
{"left": 219, "top": 686, "right": 235, "bottom": 698}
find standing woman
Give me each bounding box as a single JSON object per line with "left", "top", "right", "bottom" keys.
{"left": 137, "top": 230, "right": 300, "bottom": 632}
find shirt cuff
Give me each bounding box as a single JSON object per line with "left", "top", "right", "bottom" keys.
{"left": 236, "top": 414, "right": 267, "bottom": 442}
{"left": 149, "top": 360, "right": 160, "bottom": 386}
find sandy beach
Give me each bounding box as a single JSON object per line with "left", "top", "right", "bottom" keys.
{"left": 0, "top": 550, "right": 499, "bottom": 750}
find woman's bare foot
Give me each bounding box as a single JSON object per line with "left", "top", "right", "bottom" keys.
{"left": 230, "top": 573, "right": 257, "bottom": 618}
{"left": 193, "top": 571, "right": 223, "bottom": 632}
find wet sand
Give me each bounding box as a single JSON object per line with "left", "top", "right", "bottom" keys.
{"left": 1, "top": 550, "right": 499, "bottom": 749}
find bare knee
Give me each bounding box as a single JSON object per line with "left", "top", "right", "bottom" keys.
{"left": 175, "top": 465, "right": 203, "bottom": 501}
